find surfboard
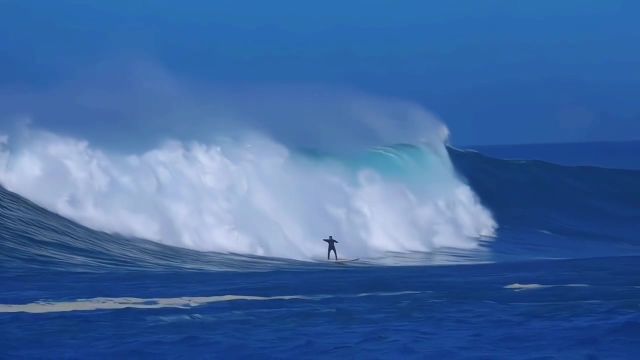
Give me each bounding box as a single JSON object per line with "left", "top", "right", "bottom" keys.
{"left": 332, "top": 258, "right": 359, "bottom": 264}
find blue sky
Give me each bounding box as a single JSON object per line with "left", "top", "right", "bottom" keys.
{"left": 1, "top": 0, "right": 639, "bottom": 145}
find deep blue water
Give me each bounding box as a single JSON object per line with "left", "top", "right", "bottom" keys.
{"left": 2, "top": 142, "right": 640, "bottom": 358}
{"left": 469, "top": 140, "right": 640, "bottom": 170}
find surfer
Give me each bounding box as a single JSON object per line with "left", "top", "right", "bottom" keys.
{"left": 323, "top": 236, "right": 339, "bottom": 261}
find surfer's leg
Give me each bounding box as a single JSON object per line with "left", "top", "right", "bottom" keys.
{"left": 328, "top": 248, "right": 331, "bottom": 260}
{"left": 333, "top": 249, "right": 338, "bottom": 261}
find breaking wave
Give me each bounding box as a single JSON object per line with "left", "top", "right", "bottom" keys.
{"left": 0, "top": 129, "right": 496, "bottom": 261}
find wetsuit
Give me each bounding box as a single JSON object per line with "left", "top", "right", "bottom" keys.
{"left": 323, "top": 237, "right": 338, "bottom": 260}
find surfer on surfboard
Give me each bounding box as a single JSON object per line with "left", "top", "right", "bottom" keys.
{"left": 323, "top": 236, "right": 339, "bottom": 261}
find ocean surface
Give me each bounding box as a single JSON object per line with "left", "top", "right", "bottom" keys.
{"left": 1, "top": 140, "right": 640, "bottom": 359}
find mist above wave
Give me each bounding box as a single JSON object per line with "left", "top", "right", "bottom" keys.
{"left": 0, "top": 62, "right": 448, "bottom": 152}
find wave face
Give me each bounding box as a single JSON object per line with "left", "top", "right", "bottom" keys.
{"left": 0, "top": 130, "right": 496, "bottom": 263}
{"left": 449, "top": 148, "right": 640, "bottom": 260}
{"left": 450, "top": 148, "right": 640, "bottom": 235}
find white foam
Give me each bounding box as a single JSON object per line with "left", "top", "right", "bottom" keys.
{"left": 505, "top": 283, "right": 590, "bottom": 291}
{"left": 0, "top": 295, "right": 309, "bottom": 314}
{"left": 0, "top": 291, "right": 422, "bottom": 314}
{"left": 0, "top": 129, "right": 496, "bottom": 260}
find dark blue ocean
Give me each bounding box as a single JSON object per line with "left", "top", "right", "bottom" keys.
{"left": 1, "top": 141, "right": 640, "bottom": 359}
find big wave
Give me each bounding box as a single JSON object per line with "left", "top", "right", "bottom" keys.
{"left": 0, "top": 129, "right": 496, "bottom": 261}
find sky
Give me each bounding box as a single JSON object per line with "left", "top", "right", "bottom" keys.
{"left": 0, "top": 0, "right": 639, "bottom": 146}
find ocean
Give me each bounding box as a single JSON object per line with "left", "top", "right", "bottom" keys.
{"left": 1, "top": 139, "right": 639, "bottom": 359}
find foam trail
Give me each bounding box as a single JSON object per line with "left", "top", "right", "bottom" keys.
{"left": 0, "top": 129, "right": 496, "bottom": 260}
{"left": 504, "top": 283, "right": 590, "bottom": 291}
{"left": 0, "top": 292, "right": 422, "bottom": 314}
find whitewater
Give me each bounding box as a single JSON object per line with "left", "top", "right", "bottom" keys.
{"left": 0, "top": 125, "right": 496, "bottom": 261}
